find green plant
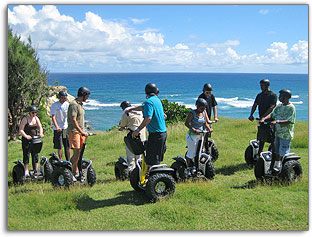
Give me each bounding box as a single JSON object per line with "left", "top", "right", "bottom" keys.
{"left": 161, "top": 99, "right": 191, "bottom": 124}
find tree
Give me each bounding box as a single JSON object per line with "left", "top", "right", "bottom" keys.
{"left": 8, "top": 27, "right": 49, "bottom": 141}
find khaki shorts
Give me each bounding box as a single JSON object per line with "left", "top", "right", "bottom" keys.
{"left": 68, "top": 131, "right": 85, "bottom": 149}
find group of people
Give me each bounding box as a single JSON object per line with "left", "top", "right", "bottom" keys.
{"left": 19, "top": 79, "right": 296, "bottom": 178}
{"left": 19, "top": 86, "right": 91, "bottom": 179}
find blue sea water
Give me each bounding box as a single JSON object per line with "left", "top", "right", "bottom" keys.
{"left": 48, "top": 73, "right": 308, "bottom": 131}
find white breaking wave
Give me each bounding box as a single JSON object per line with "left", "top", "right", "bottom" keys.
{"left": 292, "top": 101, "right": 303, "bottom": 104}
{"left": 292, "top": 95, "right": 299, "bottom": 99}
{"left": 84, "top": 99, "right": 142, "bottom": 110}
{"left": 216, "top": 97, "right": 254, "bottom": 108}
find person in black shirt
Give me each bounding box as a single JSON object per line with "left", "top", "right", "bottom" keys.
{"left": 249, "top": 79, "right": 277, "bottom": 155}
{"left": 198, "top": 83, "right": 219, "bottom": 122}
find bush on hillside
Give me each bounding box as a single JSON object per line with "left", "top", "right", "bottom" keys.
{"left": 161, "top": 99, "right": 191, "bottom": 124}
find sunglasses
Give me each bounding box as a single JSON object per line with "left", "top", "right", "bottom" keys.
{"left": 31, "top": 111, "right": 37, "bottom": 114}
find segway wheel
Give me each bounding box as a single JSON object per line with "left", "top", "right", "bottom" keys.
{"left": 204, "top": 161, "right": 215, "bottom": 179}
{"left": 254, "top": 158, "right": 265, "bottom": 182}
{"left": 12, "top": 165, "right": 25, "bottom": 185}
{"left": 87, "top": 166, "right": 96, "bottom": 186}
{"left": 129, "top": 166, "right": 144, "bottom": 192}
{"left": 170, "top": 161, "right": 187, "bottom": 182}
{"left": 245, "top": 145, "right": 256, "bottom": 166}
{"left": 115, "top": 162, "right": 129, "bottom": 181}
{"left": 43, "top": 161, "right": 53, "bottom": 182}
{"left": 51, "top": 167, "right": 73, "bottom": 189}
{"left": 281, "top": 160, "right": 303, "bottom": 184}
{"left": 211, "top": 144, "right": 219, "bottom": 162}
{"left": 146, "top": 173, "right": 175, "bottom": 202}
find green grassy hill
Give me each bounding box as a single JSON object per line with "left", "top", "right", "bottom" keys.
{"left": 7, "top": 118, "right": 308, "bottom": 230}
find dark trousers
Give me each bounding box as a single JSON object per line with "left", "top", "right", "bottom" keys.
{"left": 145, "top": 132, "right": 167, "bottom": 166}
{"left": 22, "top": 138, "right": 39, "bottom": 169}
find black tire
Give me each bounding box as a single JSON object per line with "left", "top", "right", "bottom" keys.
{"left": 43, "top": 161, "right": 53, "bottom": 182}
{"left": 87, "top": 166, "right": 97, "bottom": 186}
{"left": 281, "top": 160, "right": 303, "bottom": 184}
{"left": 170, "top": 161, "right": 187, "bottom": 182}
{"left": 204, "top": 161, "right": 215, "bottom": 179}
{"left": 129, "top": 166, "right": 144, "bottom": 192}
{"left": 12, "top": 165, "right": 25, "bottom": 185}
{"left": 210, "top": 144, "right": 219, "bottom": 162}
{"left": 145, "top": 173, "right": 175, "bottom": 202}
{"left": 245, "top": 145, "right": 256, "bottom": 166}
{"left": 254, "top": 158, "right": 265, "bottom": 181}
{"left": 115, "top": 162, "right": 129, "bottom": 181}
{"left": 51, "top": 167, "right": 73, "bottom": 189}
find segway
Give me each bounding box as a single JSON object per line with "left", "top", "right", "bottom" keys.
{"left": 12, "top": 136, "right": 53, "bottom": 185}
{"left": 170, "top": 129, "right": 215, "bottom": 182}
{"left": 245, "top": 118, "right": 273, "bottom": 166}
{"left": 125, "top": 131, "right": 176, "bottom": 202}
{"left": 254, "top": 120, "right": 302, "bottom": 184}
{"left": 51, "top": 133, "right": 97, "bottom": 188}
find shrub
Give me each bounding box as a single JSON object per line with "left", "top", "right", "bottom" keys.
{"left": 161, "top": 99, "right": 191, "bottom": 124}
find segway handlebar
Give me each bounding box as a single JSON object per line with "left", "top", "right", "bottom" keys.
{"left": 256, "top": 118, "right": 272, "bottom": 125}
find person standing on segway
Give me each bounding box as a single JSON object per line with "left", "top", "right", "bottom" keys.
{"left": 198, "top": 83, "right": 219, "bottom": 122}
{"left": 50, "top": 91, "right": 70, "bottom": 160}
{"left": 249, "top": 79, "right": 277, "bottom": 155}
{"left": 19, "top": 105, "right": 44, "bottom": 177}
{"left": 185, "top": 98, "right": 213, "bottom": 168}
{"left": 260, "top": 89, "right": 296, "bottom": 173}
{"left": 129, "top": 83, "right": 167, "bottom": 168}
{"left": 119, "top": 101, "right": 146, "bottom": 170}
{"left": 67, "top": 87, "right": 90, "bottom": 180}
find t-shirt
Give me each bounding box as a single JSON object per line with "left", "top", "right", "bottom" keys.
{"left": 120, "top": 110, "right": 146, "bottom": 141}
{"left": 142, "top": 95, "right": 167, "bottom": 133}
{"left": 50, "top": 101, "right": 69, "bottom": 130}
{"left": 255, "top": 90, "right": 277, "bottom": 117}
{"left": 271, "top": 103, "right": 296, "bottom": 140}
{"left": 198, "top": 93, "right": 217, "bottom": 119}
{"left": 67, "top": 99, "right": 85, "bottom": 133}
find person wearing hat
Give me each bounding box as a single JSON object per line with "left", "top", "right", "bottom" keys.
{"left": 50, "top": 90, "right": 70, "bottom": 160}
{"left": 184, "top": 98, "right": 213, "bottom": 167}
{"left": 198, "top": 83, "right": 219, "bottom": 122}
{"left": 19, "top": 105, "right": 44, "bottom": 177}
{"left": 260, "top": 89, "right": 296, "bottom": 172}
{"left": 249, "top": 79, "right": 277, "bottom": 155}
{"left": 119, "top": 101, "right": 146, "bottom": 170}
{"left": 128, "top": 83, "right": 167, "bottom": 167}
{"left": 67, "top": 87, "right": 90, "bottom": 178}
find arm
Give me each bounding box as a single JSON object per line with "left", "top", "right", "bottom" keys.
{"left": 212, "top": 106, "right": 218, "bottom": 122}
{"left": 52, "top": 114, "right": 62, "bottom": 131}
{"left": 248, "top": 103, "right": 258, "bottom": 121}
{"left": 185, "top": 112, "right": 200, "bottom": 134}
{"left": 19, "top": 117, "right": 32, "bottom": 140}
{"left": 72, "top": 116, "right": 88, "bottom": 136}
{"left": 35, "top": 116, "right": 44, "bottom": 137}
{"left": 260, "top": 104, "right": 275, "bottom": 119}
{"left": 132, "top": 117, "right": 152, "bottom": 138}
{"left": 126, "top": 105, "right": 143, "bottom": 113}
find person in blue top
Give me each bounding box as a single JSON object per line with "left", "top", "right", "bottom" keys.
{"left": 184, "top": 98, "right": 213, "bottom": 167}
{"left": 129, "top": 83, "right": 167, "bottom": 166}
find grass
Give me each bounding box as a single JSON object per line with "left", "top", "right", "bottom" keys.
{"left": 7, "top": 117, "right": 308, "bottom": 230}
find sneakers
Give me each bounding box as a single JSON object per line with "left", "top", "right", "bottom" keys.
{"left": 273, "top": 161, "right": 282, "bottom": 172}
{"left": 73, "top": 173, "right": 79, "bottom": 182}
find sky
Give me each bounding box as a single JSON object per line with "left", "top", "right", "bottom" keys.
{"left": 7, "top": 4, "right": 309, "bottom": 73}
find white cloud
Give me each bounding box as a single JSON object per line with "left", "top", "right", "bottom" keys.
{"left": 259, "top": 9, "right": 269, "bottom": 15}
{"left": 131, "top": 18, "right": 149, "bottom": 24}
{"left": 8, "top": 5, "right": 308, "bottom": 73}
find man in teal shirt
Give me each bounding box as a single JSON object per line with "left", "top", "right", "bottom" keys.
{"left": 131, "top": 83, "right": 167, "bottom": 166}
{"left": 260, "top": 89, "right": 296, "bottom": 172}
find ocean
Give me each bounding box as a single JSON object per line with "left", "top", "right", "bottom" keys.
{"left": 48, "top": 73, "right": 308, "bottom": 131}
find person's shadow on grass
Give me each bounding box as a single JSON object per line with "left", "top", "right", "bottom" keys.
{"left": 75, "top": 191, "right": 150, "bottom": 211}
{"left": 215, "top": 163, "right": 250, "bottom": 176}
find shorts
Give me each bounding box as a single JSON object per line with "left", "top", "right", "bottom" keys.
{"left": 53, "top": 130, "right": 68, "bottom": 149}
{"left": 145, "top": 132, "right": 167, "bottom": 166}
{"left": 68, "top": 131, "right": 85, "bottom": 149}
{"left": 257, "top": 124, "right": 274, "bottom": 143}
{"left": 274, "top": 136, "right": 291, "bottom": 157}
{"left": 186, "top": 133, "right": 201, "bottom": 160}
